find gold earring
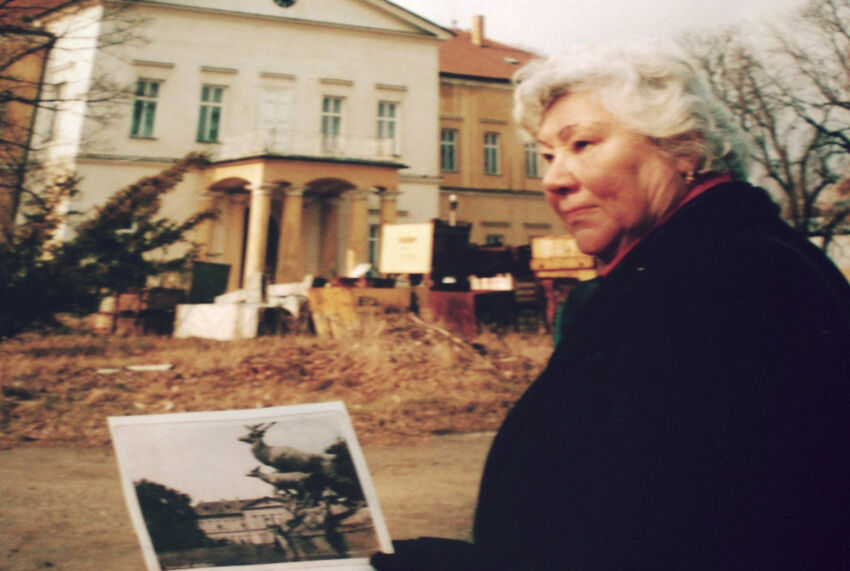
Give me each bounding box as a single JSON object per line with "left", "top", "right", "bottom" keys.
{"left": 684, "top": 171, "right": 695, "bottom": 185}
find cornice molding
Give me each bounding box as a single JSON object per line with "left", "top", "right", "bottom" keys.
{"left": 132, "top": 1, "right": 450, "bottom": 42}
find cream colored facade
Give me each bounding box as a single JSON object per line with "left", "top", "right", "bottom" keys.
{"left": 38, "top": 0, "right": 449, "bottom": 290}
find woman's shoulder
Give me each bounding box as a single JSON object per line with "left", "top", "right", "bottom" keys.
{"left": 685, "top": 219, "right": 847, "bottom": 302}
{"left": 649, "top": 181, "right": 847, "bottom": 293}
{"left": 604, "top": 182, "right": 850, "bottom": 333}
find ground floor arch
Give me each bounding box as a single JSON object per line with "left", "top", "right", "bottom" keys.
{"left": 198, "top": 156, "right": 405, "bottom": 291}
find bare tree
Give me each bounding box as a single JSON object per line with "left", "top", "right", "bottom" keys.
{"left": 686, "top": 0, "right": 850, "bottom": 252}
{"left": 0, "top": 0, "right": 145, "bottom": 240}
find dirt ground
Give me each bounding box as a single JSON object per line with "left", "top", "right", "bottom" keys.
{"left": 0, "top": 431, "right": 494, "bottom": 571}
{"left": 0, "top": 323, "right": 551, "bottom": 570}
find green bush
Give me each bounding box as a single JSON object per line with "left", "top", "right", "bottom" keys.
{"left": 0, "top": 153, "right": 215, "bottom": 338}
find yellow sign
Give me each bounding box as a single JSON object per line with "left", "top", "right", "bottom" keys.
{"left": 530, "top": 235, "right": 596, "bottom": 272}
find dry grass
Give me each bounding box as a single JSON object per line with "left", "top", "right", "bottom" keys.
{"left": 0, "top": 314, "right": 553, "bottom": 449}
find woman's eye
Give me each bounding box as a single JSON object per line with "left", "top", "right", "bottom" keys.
{"left": 541, "top": 153, "right": 554, "bottom": 163}
{"left": 572, "top": 140, "right": 591, "bottom": 152}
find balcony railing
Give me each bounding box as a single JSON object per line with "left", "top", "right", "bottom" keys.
{"left": 216, "top": 130, "right": 401, "bottom": 163}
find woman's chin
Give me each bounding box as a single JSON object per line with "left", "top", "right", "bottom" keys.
{"left": 571, "top": 232, "right": 610, "bottom": 259}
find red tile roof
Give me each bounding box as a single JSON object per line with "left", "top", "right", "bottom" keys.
{"left": 439, "top": 27, "right": 538, "bottom": 82}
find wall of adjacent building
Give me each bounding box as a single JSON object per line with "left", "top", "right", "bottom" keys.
{"left": 0, "top": 32, "right": 52, "bottom": 237}
{"left": 438, "top": 77, "right": 562, "bottom": 246}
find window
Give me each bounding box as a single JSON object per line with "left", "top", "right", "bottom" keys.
{"left": 484, "top": 132, "right": 500, "bottom": 175}
{"left": 368, "top": 224, "right": 380, "bottom": 268}
{"left": 377, "top": 101, "right": 398, "bottom": 155}
{"left": 259, "top": 86, "right": 294, "bottom": 151}
{"left": 440, "top": 128, "right": 458, "bottom": 172}
{"left": 485, "top": 234, "right": 505, "bottom": 246}
{"left": 197, "top": 85, "right": 224, "bottom": 143}
{"left": 525, "top": 141, "right": 540, "bottom": 177}
{"left": 42, "top": 82, "right": 64, "bottom": 141}
{"left": 322, "top": 96, "right": 343, "bottom": 151}
{"left": 131, "top": 79, "right": 160, "bottom": 138}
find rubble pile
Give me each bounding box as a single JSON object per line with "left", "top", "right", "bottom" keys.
{"left": 0, "top": 314, "right": 552, "bottom": 448}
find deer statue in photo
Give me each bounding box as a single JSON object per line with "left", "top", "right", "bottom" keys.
{"left": 238, "top": 422, "right": 364, "bottom": 504}
{"left": 239, "top": 422, "right": 334, "bottom": 475}
{"left": 238, "top": 422, "right": 370, "bottom": 560}
{"left": 245, "top": 466, "right": 312, "bottom": 497}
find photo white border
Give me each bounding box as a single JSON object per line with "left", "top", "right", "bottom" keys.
{"left": 109, "top": 401, "right": 391, "bottom": 571}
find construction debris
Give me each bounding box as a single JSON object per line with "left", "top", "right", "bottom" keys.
{"left": 0, "top": 314, "right": 552, "bottom": 449}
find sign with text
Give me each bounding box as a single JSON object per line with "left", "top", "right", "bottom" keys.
{"left": 378, "top": 223, "right": 433, "bottom": 274}
{"left": 530, "top": 235, "right": 596, "bottom": 270}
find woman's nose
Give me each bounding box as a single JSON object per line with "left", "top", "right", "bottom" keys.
{"left": 542, "top": 155, "right": 578, "bottom": 197}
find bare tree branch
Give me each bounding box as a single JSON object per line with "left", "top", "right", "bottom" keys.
{"left": 0, "top": 0, "right": 143, "bottom": 236}
{"left": 684, "top": 0, "right": 850, "bottom": 246}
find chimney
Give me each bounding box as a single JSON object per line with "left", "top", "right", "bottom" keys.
{"left": 471, "top": 15, "right": 484, "bottom": 46}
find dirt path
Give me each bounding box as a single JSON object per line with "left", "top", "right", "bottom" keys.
{"left": 0, "top": 432, "right": 494, "bottom": 571}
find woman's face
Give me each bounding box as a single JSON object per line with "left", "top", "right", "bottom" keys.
{"left": 537, "top": 92, "right": 688, "bottom": 265}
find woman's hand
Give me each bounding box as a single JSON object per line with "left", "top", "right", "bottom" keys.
{"left": 370, "top": 537, "right": 481, "bottom": 571}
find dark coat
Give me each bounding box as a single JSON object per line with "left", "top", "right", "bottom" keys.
{"left": 373, "top": 181, "right": 850, "bottom": 570}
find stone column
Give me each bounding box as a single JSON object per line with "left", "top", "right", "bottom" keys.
{"left": 345, "top": 188, "right": 372, "bottom": 276}
{"left": 376, "top": 189, "right": 400, "bottom": 275}
{"left": 319, "top": 197, "right": 341, "bottom": 278}
{"left": 379, "top": 189, "right": 400, "bottom": 226}
{"left": 243, "top": 184, "right": 273, "bottom": 286}
{"left": 224, "top": 194, "right": 248, "bottom": 291}
{"left": 276, "top": 187, "right": 305, "bottom": 283}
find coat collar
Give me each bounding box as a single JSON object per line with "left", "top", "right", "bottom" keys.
{"left": 553, "top": 180, "right": 782, "bottom": 350}
{"left": 601, "top": 179, "right": 781, "bottom": 281}
{"left": 599, "top": 174, "right": 733, "bottom": 276}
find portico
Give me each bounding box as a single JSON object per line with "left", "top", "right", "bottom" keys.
{"left": 198, "top": 156, "right": 405, "bottom": 290}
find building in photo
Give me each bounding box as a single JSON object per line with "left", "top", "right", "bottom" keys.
{"left": 194, "top": 496, "right": 377, "bottom": 555}
{"left": 195, "top": 498, "right": 268, "bottom": 544}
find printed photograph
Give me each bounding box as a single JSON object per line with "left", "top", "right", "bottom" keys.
{"left": 109, "top": 401, "right": 391, "bottom": 570}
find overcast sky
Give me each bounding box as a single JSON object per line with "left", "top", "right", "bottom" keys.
{"left": 391, "top": 0, "right": 809, "bottom": 55}
{"left": 111, "top": 405, "right": 359, "bottom": 504}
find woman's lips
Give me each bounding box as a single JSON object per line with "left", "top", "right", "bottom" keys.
{"left": 562, "top": 205, "right": 598, "bottom": 222}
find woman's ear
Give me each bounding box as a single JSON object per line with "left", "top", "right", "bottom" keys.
{"left": 675, "top": 156, "right": 701, "bottom": 178}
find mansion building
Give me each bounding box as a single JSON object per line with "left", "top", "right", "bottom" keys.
{"left": 24, "top": 1, "right": 560, "bottom": 293}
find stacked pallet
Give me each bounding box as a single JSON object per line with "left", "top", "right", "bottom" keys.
{"left": 93, "top": 288, "right": 186, "bottom": 335}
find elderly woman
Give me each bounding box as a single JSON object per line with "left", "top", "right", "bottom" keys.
{"left": 372, "top": 44, "right": 850, "bottom": 570}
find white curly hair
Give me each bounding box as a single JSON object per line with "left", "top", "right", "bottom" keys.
{"left": 513, "top": 42, "right": 749, "bottom": 180}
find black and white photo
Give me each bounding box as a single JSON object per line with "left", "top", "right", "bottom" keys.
{"left": 109, "top": 401, "right": 391, "bottom": 570}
